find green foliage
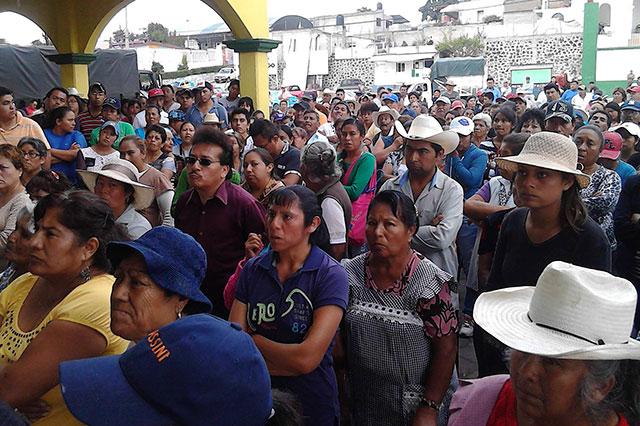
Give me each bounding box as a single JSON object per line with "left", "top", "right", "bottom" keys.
{"left": 151, "top": 61, "right": 165, "bottom": 74}
{"left": 146, "top": 22, "right": 169, "bottom": 43}
{"left": 436, "top": 34, "right": 484, "bottom": 58}
{"left": 177, "top": 54, "right": 189, "bottom": 71}
{"left": 483, "top": 15, "right": 503, "bottom": 24}
{"left": 419, "top": 0, "right": 458, "bottom": 21}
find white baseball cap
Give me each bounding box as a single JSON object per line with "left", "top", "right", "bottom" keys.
{"left": 449, "top": 116, "right": 474, "bottom": 136}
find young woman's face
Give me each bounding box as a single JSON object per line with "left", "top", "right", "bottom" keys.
{"left": 98, "top": 128, "right": 118, "bottom": 147}
{"left": 57, "top": 111, "right": 76, "bottom": 133}
{"left": 180, "top": 123, "right": 195, "bottom": 144}
{"left": 341, "top": 124, "right": 363, "bottom": 153}
{"left": 514, "top": 164, "right": 573, "bottom": 210}
{"left": 521, "top": 119, "right": 543, "bottom": 135}
{"left": 243, "top": 151, "right": 273, "bottom": 187}
{"left": 493, "top": 113, "right": 513, "bottom": 137}
{"left": 267, "top": 200, "right": 317, "bottom": 252}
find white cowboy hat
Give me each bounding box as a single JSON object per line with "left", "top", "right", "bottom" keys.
{"left": 445, "top": 80, "right": 457, "bottom": 86}
{"left": 496, "top": 131, "right": 591, "bottom": 188}
{"left": 78, "top": 159, "right": 155, "bottom": 210}
{"left": 203, "top": 112, "right": 221, "bottom": 125}
{"left": 372, "top": 105, "right": 400, "bottom": 123}
{"left": 474, "top": 261, "right": 640, "bottom": 360}
{"left": 394, "top": 114, "right": 459, "bottom": 155}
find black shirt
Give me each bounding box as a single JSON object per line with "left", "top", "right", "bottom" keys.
{"left": 274, "top": 142, "right": 301, "bottom": 181}
{"left": 487, "top": 207, "right": 611, "bottom": 291}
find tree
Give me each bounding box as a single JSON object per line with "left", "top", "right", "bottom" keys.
{"left": 419, "top": 0, "right": 458, "bottom": 21}
{"left": 357, "top": 7, "right": 372, "bottom": 12}
{"left": 436, "top": 34, "right": 484, "bottom": 57}
{"left": 177, "top": 54, "right": 189, "bottom": 71}
{"left": 146, "top": 22, "right": 169, "bottom": 43}
{"left": 112, "top": 28, "right": 126, "bottom": 44}
{"left": 151, "top": 61, "right": 165, "bottom": 74}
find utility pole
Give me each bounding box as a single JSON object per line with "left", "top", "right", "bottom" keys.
{"left": 124, "top": 6, "right": 130, "bottom": 48}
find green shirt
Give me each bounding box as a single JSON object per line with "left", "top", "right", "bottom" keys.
{"left": 89, "top": 121, "right": 136, "bottom": 149}
{"left": 340, "top": 151, "right": 376, "bottom": 201}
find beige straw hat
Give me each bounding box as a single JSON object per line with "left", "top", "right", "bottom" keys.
{"left": 394, "top": 114, "right": 459, "bottom": 155}
{"left": 495, "top": 131, "right": 590, "bottom": 188}
{"left": 474, "top": 261, "right": 640, "bottom": 360}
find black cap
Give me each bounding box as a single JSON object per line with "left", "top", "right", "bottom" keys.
{"left": 545, "top": 100, "right": 574, "bottom": 123}
{"left": 292, "top": 101, "right": 311, "bottom": 111}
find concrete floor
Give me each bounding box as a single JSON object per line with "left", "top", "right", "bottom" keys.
{"left": 458, "top": 335, "right": 478, "bottom": 379}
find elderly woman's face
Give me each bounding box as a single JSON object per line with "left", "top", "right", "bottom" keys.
{"left": 510, "top": 351, "right": 591, "bottom": 423}
{"left": 111, "top": 254, "right": 185, "bottom": 341}
{"left": 94, "top": 176, "right": 129, "bottom": 215}
{"left": 6, "top": 213, "right": 34, "bottom": 266}
{"left": 29, "top": 207, "right": 94, "bottom": 278}
{"left": 366, "top": 202, "right": 414, "bottom": 259}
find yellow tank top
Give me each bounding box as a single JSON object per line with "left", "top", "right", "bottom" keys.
{"left": 0, "top": 273, "right": 129, "bottom": 425}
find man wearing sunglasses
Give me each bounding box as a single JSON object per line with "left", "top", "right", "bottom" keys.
{"left": 174, "top": 126, "right": 266, "bottom": 319}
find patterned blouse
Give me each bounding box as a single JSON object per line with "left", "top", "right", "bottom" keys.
{"left": 242, "top": 178, "right": 284, "bottom": 209}
{"left": 580, "top": 165, "right": 621, "bottom": 249}
{"left": 364, "top": 251, "right": 458, "bottom": 337}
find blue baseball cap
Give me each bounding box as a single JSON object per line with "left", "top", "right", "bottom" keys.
{"left": 382, "top": 93, "right": 399, "bottom": 103}
{"left": 272, "top": 111, "right": 285, "bottom": 122}
{"left": 621, "top": 100, "right": 640, "bottom": 113}
{"left": 168, "top": 109, "right": 186, "bottom": 122}
{"left": 107, "top": 227, "right": 212, "bottom": 313}
{"left": 100, "top": 121, "right": 120, "bottom": 136}
{"left": 60, "top": 314, "right": 272, "bottom": 426}
{"left": 102, "top": 97, "right": 121, "bottom": 111}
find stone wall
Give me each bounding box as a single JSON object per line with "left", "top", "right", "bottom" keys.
{"left": 484, "top": 33, "right": 583, "bottom": 83}
{"left": 325, "top": 56, "right": 375, "bottom": 89}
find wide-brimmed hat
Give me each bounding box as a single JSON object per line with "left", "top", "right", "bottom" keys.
{"left": 445, "top": 80, "right": 456, "bottom": 87}
{"left": 474, "top": 261, "right": 640, "bottom": 360}
{"left": 60, "top": 314, "right": 273, "bottom": 426}
{"left": 107, "top": 227, "right": 212, "bottom": 313}
{"left": 496, "top": 131, "right": 590, "bottom": 188}
{"left": 203, "top": 112, "right": 221, "bottom": 125}
{"left": 394, "top": 114, "right": 459, "bottom": 155}
{"left": 78, "top": 159, "right": 155, "bottom": 210}
{"left": 372, "top": 105, "right": 400, "bottom": 123}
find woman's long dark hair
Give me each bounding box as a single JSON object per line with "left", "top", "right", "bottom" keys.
{"left": 268, "top": 185, "right": 330, "bottom": 253}
{"left": 561, "top": 180, "right": 588, "bottom": 233}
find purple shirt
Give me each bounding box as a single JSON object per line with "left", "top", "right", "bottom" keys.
{"left": 175, "top": 181, "right": 266, "bottom": 317}
{"left": 235, "top": 246, "right": 349, "bottom": 426}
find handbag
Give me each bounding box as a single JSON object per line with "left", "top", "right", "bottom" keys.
{"left": 342, "top": 152, "right": 376, "bottom": 246}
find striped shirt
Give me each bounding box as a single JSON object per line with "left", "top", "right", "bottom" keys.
{"left": 0, "top": 112, "right": 50, "bottom": 148}
{"left": 76, "top": 110, "right": 104, "bottom": 142}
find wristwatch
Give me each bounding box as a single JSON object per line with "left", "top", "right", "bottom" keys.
{"left": 419, "top": 397, "right": 442, "bottom": 412}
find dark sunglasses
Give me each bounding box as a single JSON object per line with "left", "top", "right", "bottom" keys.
{"left": 185, "top": 156, "right": 220, "bottom": 167}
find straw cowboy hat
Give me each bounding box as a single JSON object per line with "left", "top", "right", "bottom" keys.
{"left": 495, "top": 131, "right": 591, "bottom": 188}
{"left": 371, "top": 105, "right": 400, "bottom": 123}
{"left": 203, "top": 112, "right": 221, "bottom": 125}
{"left": 474, "top": 261, "right": 640, "bottom": 360}
{"left": 78, "top": 159, "right": 155, "bottom": 210}
{"left": 394, "top": 114, "right": 459, "bottom": 155}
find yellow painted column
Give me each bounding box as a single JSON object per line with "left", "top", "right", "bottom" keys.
{"left": 59, "top": 64, "right": 90, "bottom": 96}
{"left": 224, "top": 39, "right": 280, "bottom": 113}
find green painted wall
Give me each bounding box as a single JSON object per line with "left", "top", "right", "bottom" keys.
{"left": 582, "top": 2, "right": 599, "bottom": 83}
{"left": 596, "top": 80, "right": 628, "bottom": 96}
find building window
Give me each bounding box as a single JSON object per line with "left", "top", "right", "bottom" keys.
{"left": 477, "top": 10, "right": 484, "bottom": 21}
{"left": 396, "top": 63, "right": 406, "bottom": 72}
{"left": 376, "top": 18, "right": 382, "bottom": 26}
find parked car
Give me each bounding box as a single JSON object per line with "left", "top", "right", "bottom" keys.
{"left": 338, "top": 78, "right": 366, "bottom": 94}
{"left": 280, "top": 85, "right": 305, "bottom": 100}
{"left": 214, "top": 67, "right": 238, "bottom": 83}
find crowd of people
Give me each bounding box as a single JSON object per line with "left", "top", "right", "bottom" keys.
{"left": 0, "top": 74, "right": 638, "bottom": 425}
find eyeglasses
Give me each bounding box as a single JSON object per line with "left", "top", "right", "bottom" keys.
{"left": 22, "top": 151, "right": 41, "bottom": 159}
{"left": 185, "top": 156, "right": 220, "bottom": 167}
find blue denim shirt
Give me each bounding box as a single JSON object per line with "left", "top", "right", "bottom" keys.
{"left": 445, "top": 143, "right": 488, "bottom": 199}
{"left": 185, "top": 102, "right": 229, "bottom": 129}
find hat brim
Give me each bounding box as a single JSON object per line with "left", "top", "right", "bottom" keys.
{"left": 107, "top": 241, "right": 212, "bottom": 313}
{"left": 496, "top": 154, "right": 591, "bottom": 188}
{"left": 395, "top": 121, "right": 459, "bottom": 155}
{"left": 600, "top": 150, "right": 621, "bottom": 160}
{"left": 474, "top": 287, "right": 640, "bottom": 360}
{"left": 78, "top": 170, "right": 156, "bottom": 210}
{"left": 372, "top": 109, "right": 400, "bottom": 123}
{"left": 60, "top": 355, "right": 174, "bottom": 426}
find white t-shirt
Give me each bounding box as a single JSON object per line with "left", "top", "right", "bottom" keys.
{"left": 133, "top": 109, "right": 169, "bottom": 129}
{"left": 318, "top": 122, "right": 336, "bottom": 138}
{"left": 321, "top": 197, "right": 346, "bottom": 244}
{"left": 79, "top": 147, "right": 120, "bottom": 172}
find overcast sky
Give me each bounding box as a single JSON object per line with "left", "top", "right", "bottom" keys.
{"left": 0, "top": 0, "right": 426, "bottom": 47}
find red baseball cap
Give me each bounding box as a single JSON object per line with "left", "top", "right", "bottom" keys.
{"left": 601, "top": 131, "right": 623, "bottom": 160}
{"left": 627, "top": 85, "right": 640, "bottom": 94}
{"left": 148, "top": 88, "right": 164, "bottom": 98}
{"left": 451, "top": 100, "right": 465, "bottom": 109}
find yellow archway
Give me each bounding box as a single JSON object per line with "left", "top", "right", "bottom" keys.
{"left": 0, "top": 0, "right": 277, "bottom": 111}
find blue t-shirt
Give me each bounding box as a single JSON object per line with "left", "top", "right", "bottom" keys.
{"left": 616, "top": 160, "right": 637, "bottom": 186}
{"left": 235, "top": 246, "right": 348, "bottom": 426}
{"left": 44, "top": 129, "right": 87, "bottom": 185}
